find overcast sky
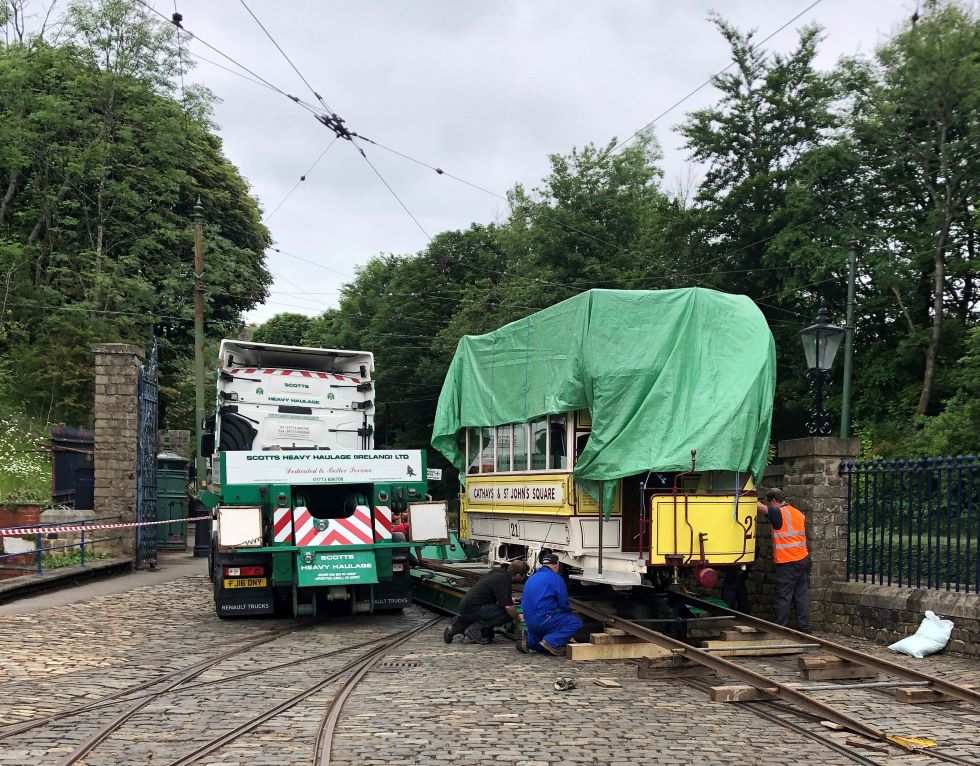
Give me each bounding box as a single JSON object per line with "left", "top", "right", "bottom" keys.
{"left": 170, "top": 0, "right": 914, "bottom": 325}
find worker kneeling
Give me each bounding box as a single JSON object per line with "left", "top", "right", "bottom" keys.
{"left": 444, "top": 560, "right": 529, "bottom": 645}
{"left": 519, "top": 553, "right": 583, "bottom": 656}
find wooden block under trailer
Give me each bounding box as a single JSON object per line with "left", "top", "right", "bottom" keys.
{"left": 567, "top": 641, "right": 673, "bottom": 661}
{"left": 797, "top": 655, "right": 878, "bottom": 681}
{"left": 893, "top": 685, "right": 976, "bottom": 704}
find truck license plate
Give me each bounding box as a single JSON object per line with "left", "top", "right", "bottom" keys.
{"left": 224, "top": 577, "right": 267, "bottom": 588}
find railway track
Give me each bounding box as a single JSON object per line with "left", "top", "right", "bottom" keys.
{"left": 416, "top": 561, "right": 980, "bottom": 763}
{"left": 1, "top": 616, "right": 442, "bottom": 766}
{"left": 0, "top": 625, "right": 304, "bottom": 739}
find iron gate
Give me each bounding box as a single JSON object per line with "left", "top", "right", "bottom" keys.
{"left": 136, "top": 341, "right": 159, "bottom": 569}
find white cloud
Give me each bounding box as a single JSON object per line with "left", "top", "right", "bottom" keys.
{"left": 175, "top": 0, "right": 910, "bottom": 324}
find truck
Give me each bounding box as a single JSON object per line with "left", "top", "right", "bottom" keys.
{"left": 200, "top": 339, "right": 443, "bottom": 618}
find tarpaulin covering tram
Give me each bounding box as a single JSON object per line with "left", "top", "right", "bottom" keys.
{"left": 431, "top": 288, "right": 776, "bottom": 513}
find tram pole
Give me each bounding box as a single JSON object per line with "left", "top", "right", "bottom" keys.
{"left": 193, "top": 199, "right": 206, "bottom": 487}
{"left": 840, "top": 242, "right": 857, "bottom": 439}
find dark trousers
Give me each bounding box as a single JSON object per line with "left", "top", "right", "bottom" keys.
{"left": 450, "top": 603, "right": 510, "bottom": 635}
{"left": 721, "top": 567, "right": 750, "bottom": 613}
{"left": 773, "top": 557, "right": 812, "bottom": 633}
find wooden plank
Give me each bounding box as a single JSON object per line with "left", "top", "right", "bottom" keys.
{"left": 798, "top": 655, "right": 846, "bottom": 670}
{"left": 701, "top": 639, "right": 808, "bottom": 657}
{"left": 721, "top": 628, "right": 777, "bottom": 642}
{"left": 638, "top": 664, "right": 716, "bottom": 680}
{"left": 710, "top": 684, "right": 779, "bottom": 702}
{"left": 893, "top": 685, "right": 975, "bottom": 704}
{"left": 804, "top": 665, "right": 878, "bottom": 681}
{"left": 590, "top": 632, "right": 643, "bottom": 645}
{"left": 796, "top": 655, "right": 878, "bottom": 681}
{"left": 594, "top": 678, "right": 621, "bottom": 688}
{"left": 567, "top": 641, "right": 672, "bottom": 661}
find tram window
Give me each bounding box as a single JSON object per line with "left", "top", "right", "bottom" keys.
{"left": 513, "top": 423, "right": 529, "bottom": 471}
{"left": 466, "top": 428, "right": 481, "bottom": 474}
{"left": 479, "top": 426, "right": 494, "bottom": 473}
{"left": 496, "top": 425, "right": 512, "bottom": 472}
{"left": 549, "top": 417, "right": 567, "bottom": 470}
{"left": 709, "top": 471, "right": 747, "bottom": 492}
{"left": 530, "top": 419, "right": 547, "bottom": 470}
{"left": 575, "top": 430, "right": 591, "bottom": 462}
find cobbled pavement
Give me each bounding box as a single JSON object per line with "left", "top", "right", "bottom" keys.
{"left": 0, "top": 573, "right": 977, "bottom": 766}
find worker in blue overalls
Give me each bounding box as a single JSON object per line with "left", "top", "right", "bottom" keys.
{"left": 518, "top": 552, "right": 583, "bottom": 656}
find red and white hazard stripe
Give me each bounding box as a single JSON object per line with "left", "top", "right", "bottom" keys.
{"left": 373, "top": 506, "right": 392, "bottom": 540}
{"left": 273, "top": 508, "right": 292, "bottom": 544}
{"left": 228, "top": 368, "right": 362, "bottom": 383}
{"left": 292, "top": 506, "right": 372, "bottom": 546}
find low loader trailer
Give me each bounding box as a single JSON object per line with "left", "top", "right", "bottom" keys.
{"left": 200, "top": 340, "right": 444, "bottom": 618}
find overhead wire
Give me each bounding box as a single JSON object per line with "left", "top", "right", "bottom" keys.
{"left": 611, "top": 0, "right": 826, "bottom": 153}
{"left": 238, "top": 0, "right": 335, "bottom": 113}
{"left": 263, "top": 137, "right": 339, "bottom": 223}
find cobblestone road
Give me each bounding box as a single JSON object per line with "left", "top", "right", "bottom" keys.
{"left": 0, "top": 568, "right": 977, "bottom": 766}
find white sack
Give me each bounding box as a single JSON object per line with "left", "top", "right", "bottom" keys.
{"left": 888, "top": 610, "right": 954, "bottom": 658}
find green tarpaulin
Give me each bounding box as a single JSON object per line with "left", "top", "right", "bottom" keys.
{"left": 431, "top": 288, "right": 776, "bottom": 513}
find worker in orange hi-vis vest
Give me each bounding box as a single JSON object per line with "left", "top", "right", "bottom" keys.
{"left": 762, "top": 488, "right": 813, "bottom": 634}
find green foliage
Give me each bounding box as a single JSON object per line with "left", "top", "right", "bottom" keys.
{"left": 0, "top": 1, "right": 271, "bottom": 429}
{"left": 251, "top": 313, "right": 313, "bottom": 346}
{"left": 0, "top": 408, "right": 50, "bottom": 503}
{"left": 253, "top": 2, "right": 980, "bottom": 469}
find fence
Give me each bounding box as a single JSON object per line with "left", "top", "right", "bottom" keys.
{"left": 0, "top": 514, "right": 124, "bottom": 576}
{"left": 842, "top": 456, "right": 979, "bottom": 593}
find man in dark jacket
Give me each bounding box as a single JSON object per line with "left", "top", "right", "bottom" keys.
{"left": 519, "top": 553, "right": 583, "bottom": 656}
{"left": 444, "top": 560, "right": 529, "bottom": 645}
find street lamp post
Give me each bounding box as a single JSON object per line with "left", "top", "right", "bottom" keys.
{"left": 801, "top": 298, "right": 846, "bottom": 436}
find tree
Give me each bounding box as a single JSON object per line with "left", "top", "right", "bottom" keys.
{"left": 252, "top": 313, "right": 313, "bottom": 346}
{"left": 844, "top": 1, "right": 980, "bottom": 423}
{"left": 678, "top": 16, "right": 840, "bottom": 438}
{"left": 0, "top": 1, "right": 272, "bottom": 425}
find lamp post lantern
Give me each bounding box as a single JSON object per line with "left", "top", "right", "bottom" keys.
{"left": 801, "top": 298, "right": 845, "bottom": 436}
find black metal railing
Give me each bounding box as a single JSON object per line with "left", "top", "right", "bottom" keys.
{"left": 842, "top": 456, "right": 978, "bottom": 593}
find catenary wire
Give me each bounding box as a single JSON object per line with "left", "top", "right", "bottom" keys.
{"left": 238, "top": 0, "right": 335, "bottom": 113}
{"left": 263, "top": 138, "right": 339, "bottom": 223}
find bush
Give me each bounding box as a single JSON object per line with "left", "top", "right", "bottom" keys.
{"left": 0, "top": 410, "right": 51, "bottom": 504}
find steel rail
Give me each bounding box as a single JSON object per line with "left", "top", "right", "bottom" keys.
{"left": 674, "top": 593, "right": 980, "bottom": 707}
{"left": 164, "top": 617, "right": 441, "bottom": 766}
{"left": 313, "top": 619, "right": 438, "bottom": 765}
{"left": 683, "top": 676, "right": 882, "bottom": 766}
{"left": 0, "top": 627, "right": 300, "bottom": 740}
{"left": 568, "top": 599, "right": 888, "bottom": 742}
{"left": 412, "top": 562, "right": 945, "bottom": 747}
{"left": 28, "top": 634, "right": 396, "bottom": 721}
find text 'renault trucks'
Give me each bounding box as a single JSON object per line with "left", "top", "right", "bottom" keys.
{"left": 430, "top": 288, "right": 776, "bottom": 591}
{"left": 201, "top": 340, "right": 445, "bottom": 618}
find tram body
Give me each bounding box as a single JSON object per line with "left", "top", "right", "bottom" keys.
{"left": 432, "top": 288, "right": 775, "bottom": 589}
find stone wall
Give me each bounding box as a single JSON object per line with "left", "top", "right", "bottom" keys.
{"left": 92, "top": 344, "right": 143, "bottom": 561}
{"left": 752, "top": 436, "right": 980, "bottom": 658}
{"left": 158, "top": 429, "right": 191, "bottom": 459}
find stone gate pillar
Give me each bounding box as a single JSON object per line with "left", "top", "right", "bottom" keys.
{"left": 92, "top": 344, "right": 144, "bottom": 561}
{"left": 753, "top": 436, "right": 860, "bottom": 628}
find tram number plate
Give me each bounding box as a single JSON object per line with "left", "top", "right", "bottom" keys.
{"left": 509, "top": 522, "right": 519, "bottom": 537}
{"left": 224, "top": 578, "right": 267, "bottom": 588}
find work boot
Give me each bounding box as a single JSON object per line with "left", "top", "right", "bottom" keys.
{"left": 464, "top": 622, "right": 492, "bottom": 644}
{"left": 515, "top": 631, "right": 529, "bottom": 654}
{"left": 539, "top": 639, "right": 566, "bottom": 656}
{"left": 444, "top": 618, "right": 463, "bottom": 644}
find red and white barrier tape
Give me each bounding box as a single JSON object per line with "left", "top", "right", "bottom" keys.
{"left": 0, "top": 515, "right": 211, "bottom": 537}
